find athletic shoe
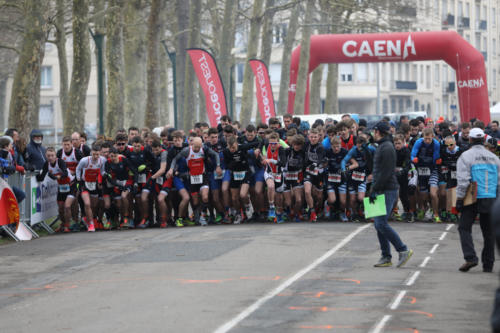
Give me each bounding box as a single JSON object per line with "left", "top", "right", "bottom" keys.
{"left": 439, "top": 211, "right": 448, "bottom": 222}
{"left": 62, "top": 226, "right": 70, "bottom": 233}
{"left": 397, "top": 249, "right": 413, "bottom": 267}
{"left": 214, "top": 214, "right": 223, "bottom": 224}
{"left": 416, "top": 209, "right": 425, "bottom": 221}
{"left": 69, "top": 223, "right": 81, "bottom": 232}
{"left": 459, "top": 261, "right": 478, "bottom": 272}
{"left": 184, "top": 218, "right": 196, "bottom": 226}
{"left": 245, "top": 205, "right": 254, "bottom": 220}
{"left": 199, "top": 215, "right": 208, "bottom": 226}
{"left": 277, "top": 214, "right": 285, "bottom": 224}
{"left": 234, "top": 214, "right": 242, "bottom": 224}
{"left": 295, "top": 214, "right": 302, "bottom": 222}
{"left": 268, "top": 207, "right": 277, "bottom": 222}
{"left": 310, "top": 211, "right": 317, "bottom": 222}
{"left": 120, "top": 218, "right": 131, "bottom": 229}
{"left": 340, "top": 212, "right": 349, "bottom": 222}
{"left": 424, "top": 210, "right": 433, "bottom": 221}
{"left": 448, "top": 213, "right": 458, "bottom": 222}
{"left": 222, "top": 216, "right": 232, "bottom": 224}
{"left": 102, "top": 218, "right": 111, "bottom": 230}
{"left": 87, "top": 221, "right": 95, "bottom": 232}
{"left": 406, "top": 212, "right": 415, "bottom": 223}
{"left": 392, "top": 211, "right": 402, "bottom": 221}
{"left": 374, "top": 256, "right": 392, "bottom": 267}
{"left": 160, "top": 221, "right": 167, "bottom": 228}
{"left": 137, "top": 218, "right": 149, "bottom": 229}
{"left": 433, "top": 215, "right": 442, "bottom": 223}
{"left": 175, "top": 218, "right": 184, "bottom": 227}
{"left": 351, "top": 214, "right": 360, "bottom": 222}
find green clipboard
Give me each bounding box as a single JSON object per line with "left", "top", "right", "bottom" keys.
{"left": 363, "top": 194, "right": 387, "bottom": 219}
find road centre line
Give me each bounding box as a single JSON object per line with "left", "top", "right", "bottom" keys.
{"left": 439, "top": 232, "right": 447, "bottom": 241}
{"left": 405, "top": 271, "right": 421, "bottom": 286}
{"left": 419, "top": 256, "right": 431, "bottom": 268}
{"left": 429, "top": 244, "right": 439, "bottom": 254}
{"left": 446, "top": 224, "right": 454, "bottom": 231}
{"left": 369, "top": 315, "right": 392, "bottom": 333}
{"left": 213, "top": 224, "right": 371, "bottom": 333}
{"left": 389, "top": 290, "right": 407, "bottom": 310}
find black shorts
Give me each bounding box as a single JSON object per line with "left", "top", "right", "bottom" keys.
{"left": 230, "top": 170, "right": 251, "bottom": 189}
{"left": 81, "top": 181, "right": 100, "bottom": 196}
{"left": 57, "top": 182, "right": 77, "bottom": 202}
{"left": 304, "top": 172, "right": 324, "bottom": 190}
{"left": 188, "top": 174, "right": 209, "bottom": 194}
{"left": 144, "top": 177, "right": 164, "bottom": 195}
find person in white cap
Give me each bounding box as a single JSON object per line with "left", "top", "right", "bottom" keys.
{"left": 456, "top": 127, "right": 500, "bottom": 272}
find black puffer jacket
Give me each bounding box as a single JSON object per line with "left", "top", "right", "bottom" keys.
{"left": 371, "top": 135, "right": 399, "bottom": 192}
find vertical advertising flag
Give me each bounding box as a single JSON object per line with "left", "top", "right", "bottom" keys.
{"left": 249, "top": 59, "right": 276, "bottom": 124}
{"left": 187, "top": 48, "right": 228, "bottom": 127}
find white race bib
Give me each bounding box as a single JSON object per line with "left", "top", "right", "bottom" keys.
{"left": 285, "top": 171, "right": 299, "bottom": 181}
{"left": 233, "top": 171, "right": 246, "bottom": 181}
{"left": 307, "top": 167, "right": 318, "bottom": 176}
{"left": 190, "top": 174, "right": 203, "bottom": 184}
{"left": 214, "top": 169, "right": 224, "bottom": 180}
{"left": 59, "top": 184, "right": 70, "bottom": 193}
{"left": 156, "top": 177, "right": 163, "bottom": 185}
{"left": 138, "top": 174, "right": 147, "bottom": 184}
{"left": 328, "top": 173, "right": 341, "bottom": 183}
{"left": 450, "top": 170, "right": 457, "bottom": 179}
{"left": 116, "top": 180, "right": 126, "bottom": 187}
{"left": 418, "top": 167, "right": 431, "bottom": 176}
{"left": 440, "top": 166, "right": 449, "bottom": 174}
{"left": 352, "top": 171, "right": 365, "bottom": 182}
{"left": 273, "top": 173, "right": 282, "bottom": 183}
{"left": 85, "top": 182, "right": 96, "bottom": 191}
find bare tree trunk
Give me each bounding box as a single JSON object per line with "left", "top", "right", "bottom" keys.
{"left": 217, "top": 0, "right": 236, "bottom": 113}
{"left": 293, "top": 0, "right": 314, "bottom": 116}
{"left": 92, "top": 0, "right": 106, "bottom": 133}
{"left": 105, "top": 1, "right": 125, "bottom": 136}
{"left": 159, "top": 48, "right": 169, "bottom": 126}
{"left": 277, "top": 3, "right": 299, "bottom": 115}
{"left": 55, "top": 0, "right": 69, "bottom": 129}
{"left": 260, "top": 0, "right": 275, "bottom": 66}
{"left": 0, "top": 78, "right": 6, "bottom": 130}
{"left": 66, "top": 0, "right": 91, "bottom": 135}
{"left": 324, "top": 63, "right": 338, "bottom": 114}
{"left": 123, "top": 0, "right": 147, "bottom": 128}
{"left": 174, "top": 0, "right": 189, "bottom": 130}
{"left": 309, "top": 65, "right": 323, "bottom": 114}
{"left": 239, "top": 0, "right": 264, "bottom": 126}
{"left": 144, "top": 0, "right": 163, "bottom": 129}
{"left": 8, "top": 0, "right": 49, "bottom": 138}
{"left": 183, "top": 0, "right": 201, "bottom": 131}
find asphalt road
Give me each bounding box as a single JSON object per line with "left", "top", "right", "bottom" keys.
{"left": 0, "top": 221, "right": 497, "bottom": 333}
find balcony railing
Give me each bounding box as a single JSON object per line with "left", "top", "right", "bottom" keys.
{"left": 458, "top": 17, "right": 470, "bottom": 28}
{"left": 395, "top": 81, "right": 417, "bottom": 90}
{"left": 479, "top": 20, "right": 487, "bottom": 30}
{"left": 442, "top": 14, "right": 455, "bottom": 26}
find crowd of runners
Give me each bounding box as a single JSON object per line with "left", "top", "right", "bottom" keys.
{"left": 2, "top": 113, "right": 500, "bottom": 233}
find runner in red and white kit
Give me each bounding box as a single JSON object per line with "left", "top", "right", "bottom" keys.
{"left": 75, "top": 143, "right": 106, "bottom": 232}
{"left": 167, "top": 137, "right": 221, "bottom": 226}
{"left": 37, "top": 147, "right": 77, "bottom": 233}
{"left": 58, "top": 136, "right": 83, "bottom": 226}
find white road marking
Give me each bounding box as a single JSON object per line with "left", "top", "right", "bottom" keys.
{"left": 389, "top": 290, "right": 407, "bottom": 310}
{"left": 405, "top": 271, "right": 421, "bottom": 286}
{"left": 419, "top": 256, "right": 431, "bottom": 268}
{"left": 370, "top": 315, "right": 392, "bottom": 333}
{"left": 439, "top": 232, "right": 447, "bottom": 241}
{"left": 446, "top": 224, "right": 454, "bottom": 231}
{"left": 429, "top": 244, "right": 439, "bottom": 254}
{"left": 213, "top": 224, "right": 371, "bottom": 333}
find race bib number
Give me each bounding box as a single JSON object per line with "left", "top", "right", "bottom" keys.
{"left": 440, "top": 166, "right": 449, "bottom": 174}
{"left": 156, "top": 177, "right": 163, "bottom": 185}
{"left": 85, "top": 182, "right": 97, "bottom": 191}
{"left": 116, "top": 180, "right": 127, "bottom": 187}
{"left": 395, "top": 167, "right": 403, "bottom": 173}
{"left": 59, "top": 184, "right": 70, "bottom": 193}
{"left": 190, "top": 174, "right": 203, "bottom": 184}
{"left": 214, "top": 169, "right": 224, "bottom": 180}
{"left": 233, "top": 171, "right": 246, "bottom": 181}
{"left": 352, "top": 171, "right": 365, "bottom": 182}
{"left": 285, "top": 171, "right": 299, "bottom": 181}
{"left": 418, "top": 167, "right": 431, "bottom": 177}
{"left": 328, "top": 173, "right": 341, "bottom": 183}
{"left": 450, "top": 170, "right": 457, "bottom": 179}
{"left": 273, "top": 173, "right": 282, "bottom": 183}
{"left": 307, "top": 167, "right": 318, "bottom": 176}
{"left": 138, "top": 174, "right": 147, "bottom": 184}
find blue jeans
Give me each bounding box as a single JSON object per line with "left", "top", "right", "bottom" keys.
{"left": 373, "top": 189, "right": 407, "bottom": 258}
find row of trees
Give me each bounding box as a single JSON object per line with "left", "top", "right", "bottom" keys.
{"left": 0, "top": 0, "right": 413, "bottom": 137}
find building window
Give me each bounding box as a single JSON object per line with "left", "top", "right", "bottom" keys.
{"left": 237, "top": 63, "right": 244, "bottom": 83}
{"left": 339, "top": 63, "right": 353, "bottom": 82}
{"left": 426, "top": 65, "right": 431, "bottom": 89}
{"left": 398, "top": 98, "right": 404, "bottom": 113}
{"left": 382, "top": 99, "right": 388, "bottom": 113}
{"left": 39, "top": 103, "right": 54, "bottom": 126}
{"left": 493, "top": 38, "right": 497, "bottom": 56}
{"left": 434, "top": 64, "right": 440, "bottom": 86}
{"left": 493, "top": 8, "right": 497, "bottom": 26}
{"left": 414, "top": 99, "right": 419, "bottom": 111}
{"left": 493, "top": 69, "right": 497, "bottom": 88}
{"left": 420, "top": 65, "right": 424, "bottom": 85}
{"left": 391, "top": 98, "right": 396, "bottom": 113}
{"left": 268, "top": 63, "right": 281, "bottom": 84}
{"left": 41, "top": 66, "right": 52, "bottom": 89}
{"left": 357, "top": 63, "right": 368, "bottom": 83}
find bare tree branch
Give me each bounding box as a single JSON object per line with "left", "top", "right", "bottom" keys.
{"left": 0, "top": 43, "right": 19, "bottom": 54}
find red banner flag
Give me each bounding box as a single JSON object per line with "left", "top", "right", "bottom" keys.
{"left": 187, "top": 48, "right": 228, "bottom": 127}
{"left": 249, "top": 59, "right": 276, "bottom": 124}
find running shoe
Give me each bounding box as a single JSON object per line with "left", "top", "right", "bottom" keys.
{"left": 87, "top": 221, "right": 95, "bottom": 232}
{"left": 276, "top": 214, "right": 284, "bottom": 224}
{"left": 397, "top": 249, "right": 414, "bottom": 267}
{"left": 137, "top": 219, "right": 149, "bottom": 229}
{"left": 340, "top": 212, "right": 349, "bottom": 222}
{"left": 433, "top": 215, "right": 442, "bottom": 223}
{"left": 69, "top": 222, "right": 81, "bottom": 232}
{"left": 309, "top": 211, "right": 317, "bottom": 222}
{"left": 119, "top": 218, "right": 130, "bottom": 229}
{"left": 416, "top": 209, "right": 425, "bottom": 221}
{"left": 175, "top": 218, "right": 184, "bottom": 227}
{"left": 234, "top": 214, "right": 242, "bottom": 224}
{"left": 295, "top": 214, "right": 302, "bottom": 222}
{"left": 199, "top": 215, "right": 208, "bottom": 226}
{"left": 374, "top": 256, "right": 392, "bottom": 267}
{"left": 424, "top": 209, "right": 433, "bottom": 221}
{"left": 268, "top": 207, "right": 277, "bottom": 222}
{"left": 160, "top": 221, "right": 167, "bottom": 228}
{"left": 245, "top": 205, "right": 254, "bottom": 221}
{"left": 102, "top": 217, "right": 111, "bottom": 230}
{"left": 448, "top": 213, "right": 458, "bottom": 222}
{"left": 405, "top": 212, "right": 415, "bottom": 223}
{"left": 214, "top": 214, "right": 223, "bottom": 224}
{"left": 183, "top": 218, "right": 196, "bottom": 226}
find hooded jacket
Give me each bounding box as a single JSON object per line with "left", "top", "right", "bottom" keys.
{"left": 371, "top": 135, "right": 399, "bottom": 192}
{"left": 25, "top": 129, "right": 46, "bottom": 170}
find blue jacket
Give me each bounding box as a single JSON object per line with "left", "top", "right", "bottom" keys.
{"left": 410, "top": 138, "right": 440, "bottom": 164}
{"left": 25, "top": 129, "right": 46, "bottom": 170}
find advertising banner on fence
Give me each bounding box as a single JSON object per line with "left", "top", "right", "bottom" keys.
{"left": 249, "top": 59, "right": 276, "bottom": 124}
{"left": 30, "top": 175, "right": 58, "bottom": 226}
{"left": 187, "top": 48, "right": 228, "bottom": 127}
{"left": 0, "top": 178, "right": 19, "bottom": 227}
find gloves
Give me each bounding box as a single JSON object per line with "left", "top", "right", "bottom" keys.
{"left": 412, "top": 157, "right": 419, "bottom": 164}
{"left": 369, "top": 191, "right": 377, "bottom": 204}
{"left": 456, "top": 199, "right": 464, "bottom": 212}
{"left": 15, "top": 165, "right": 25, "bottom": 175}
{"left": 138, "top": 164, "right": 147, "bottom": 172}
{"left": 436, "top": 158, "right": 442, "bottom": 165}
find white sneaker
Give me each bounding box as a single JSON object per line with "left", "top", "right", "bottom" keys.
{"left": 234, "top": 214, "right": 242, "bottom": 224}
{"left": 199, "top": 215, "right": 207, "bottom": 226}
{"left": 245, "top": 205, "right": 253, "bottom": 220}
{"left": 424, "top": 209, "right": 433, "bottom": 221}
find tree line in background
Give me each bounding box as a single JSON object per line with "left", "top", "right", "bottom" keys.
{"left": 0, "top": 0, "right": 413, "bottom": 138}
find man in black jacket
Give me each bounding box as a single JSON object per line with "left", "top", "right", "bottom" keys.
{"left": 369, "top": 121, "right": 413, "bottom": 268}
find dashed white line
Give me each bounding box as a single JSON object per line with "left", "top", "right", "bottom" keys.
{"left": 405, "top": 271, "right": 421, "bottom": 286}
{"left": 389, "top": 290, "right": 407, "bottom": 310}
{"left": 213, "top": 224, "right": 371, "bottom": 333}
{"left": 370, "top": 315, "right": 392, "bottom": 333}
{"left": 439, "top": 232, "right": 448, "bottom": 241}
{"left": 419, "top": 256, "right": 431, "bottom": 268}
{"left": 429, "top": 243, "right": 439, "bottom": 254}
{"left": 446, "top": 224, "right": 454, "bottom": 231}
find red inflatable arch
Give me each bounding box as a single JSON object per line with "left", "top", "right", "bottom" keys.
{"left": 287, "top": 31, "right": 490, "bottom": 123}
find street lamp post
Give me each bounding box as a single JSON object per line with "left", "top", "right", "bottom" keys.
{"left": 89, "top": 30, "right": 105, "bottom": 136}
{"left": 161, "top": 41, "right": 178, "bottom": 129}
